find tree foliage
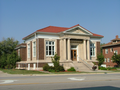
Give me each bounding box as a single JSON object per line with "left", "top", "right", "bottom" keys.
{"left": 111, "top": 53, "right": 120, "bottom": 67}
{"left": 96, "top": 54, "right": 104, "bottom": 66}
{"left": 0, "top": 37, "right": 20, "bottom": 69}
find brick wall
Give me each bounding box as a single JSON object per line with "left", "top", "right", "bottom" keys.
{"left": 96, "top": 42, "right": 101, "bottom": 55}
{"left": 20, "top": 47, "right": 27, "bottom": 61}
{"left": 39, "top": 38, "right": 44, "bottom": 60}
{"left": 57, "top": 39, "right": 60, "bottom": 56}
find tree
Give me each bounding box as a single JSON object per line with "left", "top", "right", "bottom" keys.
{"left": 111, "top": 53, "right": 120, "bottom": 67}
{"left": 0, "top": 37, "right": 20, "bottom": 69}
{"left": 6, "top": 51, "right": 21, "bottom": 69}
{"left": 0, "top": 38, "right": 19, "bottom": 56}
{"left": 96, "top": 54, "right": 104, "bottom": 66}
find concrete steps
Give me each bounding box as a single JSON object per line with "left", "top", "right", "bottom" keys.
{"left": 71, "top": 61, "right": 93, "bottom": 71}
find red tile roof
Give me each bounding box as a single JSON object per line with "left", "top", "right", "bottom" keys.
{"left": 23, "top": 24, "right": 103, "bottom": 40}
{"left": 37, "top": 26, "right": 70, "bottom": 33}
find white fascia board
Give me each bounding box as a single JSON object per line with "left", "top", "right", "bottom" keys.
{"left": 90, "top": 38, "right": 101, "bottom": 42}
{"left": 64, "top": 32, "right": 92, "bottom": 36}
{"left": 15, "top": 46, "right": 26, "bottom": 50}
{"left": 63, "top": 26, "right": 93, "bottom": 35}
{"left": 23, "top": 32, "right": 60, "bottom": 40}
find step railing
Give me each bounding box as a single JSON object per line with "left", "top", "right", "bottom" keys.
{"left": 78, "top": 56, "right": 92, "bottom": 70}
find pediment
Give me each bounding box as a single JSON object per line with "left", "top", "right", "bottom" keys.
{"left": 67, "top": 28, "right": 86, "bottom": 34}
{"left": 64, "top": 26, "right": 92, "bottom": 35}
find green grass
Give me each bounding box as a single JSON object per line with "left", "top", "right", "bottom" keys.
{"left": 0, "top": 69, "right": 48, "bottom": 74}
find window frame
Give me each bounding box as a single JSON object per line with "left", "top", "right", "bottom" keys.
{"left": 46, "top": 41, "right": 55, "bottom": 56}
{"left": 105, "top": 49, "right": 108, "bottom": 54}
{"left": 107, "top": 58, "right": 110, "bottom": 62}
{"left": 28, "top": 44, "right": 30, "bottom": 58}
{"left": 104, "top": 58, "right": 106, "bottom": 62}
{"left": 90, "top": 42, "right": 96, "bottom": 57}
{"left": 33, "top": 41, "right": 36, "bottom": 57}
{"left": 114, "top": 50, "right": 118, "bottom": 55}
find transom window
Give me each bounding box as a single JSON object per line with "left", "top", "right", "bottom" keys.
{"left": 33, "top": 41, "right": 36, "bottom": 57}
{"left": 90, "top": 42, "right": 95, "bottom": 57}
{"left": 46, "top": 41, "right": 55, "bottom": 56}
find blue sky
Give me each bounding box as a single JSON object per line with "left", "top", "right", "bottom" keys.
{"left": 0, "top": 0, "right": 120, "bottom": 43}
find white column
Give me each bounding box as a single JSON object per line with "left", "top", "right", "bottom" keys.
{"left": 87, "top": 40, "right": 90, "bottom": 60}
{"left": 84, "top": 40, "right": 86, "bottom": 60}
{"left": 28, "top": 64, "right": 30, "bottom": 70}
{"left": 68, "top": 38, "right": 71, "bottom": 60}
{"left": 18, "top": 64, "right": 20, "bottom": 69}
{"left": 64, "top": 38, "right": 66, "bottom": 60}
{"left": 33, "top": 63, "right": 36, "bottom": 70}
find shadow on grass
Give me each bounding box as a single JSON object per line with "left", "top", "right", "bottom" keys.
{"left": 57, "top": 86, "right": 120, "bottom": 90}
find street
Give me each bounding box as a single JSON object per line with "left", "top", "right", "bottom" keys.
{"left": 0, "top": 73, "right": 120, "bottom": 90}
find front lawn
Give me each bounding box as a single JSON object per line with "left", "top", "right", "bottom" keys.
{"left": 0, "top": 69, "right": 48, "bottom": 74}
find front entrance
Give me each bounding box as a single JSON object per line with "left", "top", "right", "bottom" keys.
{"left": 71, "top": 50, "right": 77, "bottom": 61}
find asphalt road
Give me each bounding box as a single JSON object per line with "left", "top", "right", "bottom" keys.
{"left": 0, "top": 73, "right": 120, "bottom": 90}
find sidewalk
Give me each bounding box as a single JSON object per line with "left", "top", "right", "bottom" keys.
{"left": 0, "top": 70, "right": 120, "bottom": 77}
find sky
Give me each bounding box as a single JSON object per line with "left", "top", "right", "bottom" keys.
{"left": 0, "top": 0, "right": 120, "bottom": 44}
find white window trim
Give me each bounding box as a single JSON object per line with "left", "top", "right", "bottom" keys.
{"left": 114, "top": 50, "right": 118, "bottom": 55}
{"left": 107, "top": 58, "right": 110, "bottom": 62}
{"left": 90, "top": 42, "right": 96, "bottom": 57}
{"left": 105, "top": 49, "right": 108, "bottom": 54}
{"left": 104, "top": 58, "right": 106, "bottom": 62}
{"left": 27, "top": 44, "right": 30, "bottom": 58}
{"left": 46, "top": 41, "right": 55, "bottom": 56}
{"left": 33, "top": 41, "right": 36, "bottom": 57}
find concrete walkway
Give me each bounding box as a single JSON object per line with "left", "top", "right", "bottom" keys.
{"left": 0, "top": 70, "right": 120, "bottom": 77}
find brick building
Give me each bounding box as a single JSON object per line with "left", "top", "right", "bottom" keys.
{"left": 15, "top": 24, "right": 103, "bottom": 71}
{"left": 101, "top": 35, "right": 120, "bottom": 67}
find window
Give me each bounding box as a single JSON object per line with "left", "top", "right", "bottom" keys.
{"left": 90, "top": 42, "right": 95, "bottom": 57}
{"left": 33, "top": 41, "right": 36, "bottom": 57}
{"left": 110, "top": 48, "right": 113, "bottom": 52}
{"left": 46, "top": 41, "right": 55, "bottom": 56}
{"left": 28, "top": 44, "right": 30, "bottom": 58}
{"left": 107, "top": 58, "right": 110, "bottom": 62}
{"left": 105, "top": 49, "right": 108, "bottom": 54}
{"left": 104, "top": 58, "right": 106, "bottom": 62}
{"left": 114, "top": 50, "right": 118, "bottom": 55}
{"left": 18, "top": 49, "right": 20, "bottom": 56}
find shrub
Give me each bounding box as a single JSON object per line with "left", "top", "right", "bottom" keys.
{"left": 48, "top": 69, "right": 55, "bottom": 72}
{"left": 99, "top": 66, "right": 107, "bottom": 70}
{"left": 43, "top": 64, "right": 49, "bottom": 71}
{"left": 67, "top": 67, "right": 76, "bottom": 71}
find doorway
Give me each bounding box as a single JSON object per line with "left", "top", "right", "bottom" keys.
{"left": 71, "top": 50, "right": 77, "bottom": 61}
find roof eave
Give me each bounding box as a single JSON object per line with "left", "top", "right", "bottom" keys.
{"left": 101, "top": 43, "right": 120, "bottom": 48}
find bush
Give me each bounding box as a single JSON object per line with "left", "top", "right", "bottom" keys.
{"left": 43, "top": 64, "right": 49, "bottom": 71}
{"left": 48, "top": 69, "right": 55, "bottom": 72}
{"left": 99, "top": 66, "right": 117, "bottom": 70}
{"left": 99, "top": 66, "right": 107, "bottom": 70}
{"left": 67, "top": 67, "right": 76, "bottom": 71}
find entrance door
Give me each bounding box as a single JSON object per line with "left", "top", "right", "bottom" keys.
{"left": 71, "top": 50, "right": 77, "bottom": 61}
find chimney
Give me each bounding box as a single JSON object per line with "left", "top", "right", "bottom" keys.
{"left": 116, "top": 35, "right": 118, "bottom": 39}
